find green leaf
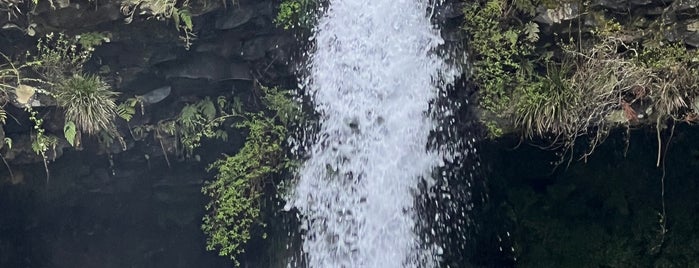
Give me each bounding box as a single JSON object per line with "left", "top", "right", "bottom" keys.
{"left": 200, "top": 99, "right": 217, "bottom": 120}
{"left": 524, "top": 22, "right": 540, "bottom": 43}
{"left": 178, "top": 9, "right": 193, "bottom": 30}
{"left": 117, "top": 103, "right": 136, "bottom": 121}
{"left": 64, "top": 121, "right": 77, "bottom": 147}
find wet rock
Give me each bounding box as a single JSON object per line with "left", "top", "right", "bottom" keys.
{"left": 673, "top": 0, "right": 699, "bottom": 13}
{"left": 1, "top": 134, "right": 68, "bottom": 164}
{"left": 194, "top": 32, "right": 243, "bottom": 58}
{"left": 595, "top": 0, "right": 627, "bottom": 10}
{"left": 229, "top": 62, "right": 252, "bottom": 81}
{"left": 214, "top": 6, "right": 254, "bottom": 30}
{"left": 54, "top": 0, "right": 70, "bottom": 9}
{"left": 241, "top": 35, "right": 281, "bottom": 60}
{"left": 665, "top": 0, "right": 699, "bottom": 21}
{"left": 156, "top": 53, "right": 229, "bottom": 81}
{"left": 33, "top": 2, "right": 121, "bottom": 31}
{"left": 630, "top": 0, "right": 652, "bottom": 5}
{"left": 148, "top": 48, "right": 183, "bottom": 66}
{"left": 534, "top": 3, "right": 581, "bottom": 25}
{"left": 685, "top": 31, "right": 699, "bottom": 47}
{"left": 437, "top": 2, "right": 464, "bottom": 19}
{"left": 645, "top": 6, "right": 666, "bottom": 16}
{"left": 139, "top": 86, "right": 171, "bottom": 104}
{"left": 264, "top": 36, "right": 296, "bottom": 69}
{"left": 663, "top": 20, "right": 699, "bottom": 47}
{"left": 156, "top": 53, "right": 251, "bottom": 81}
{"left": 12, "top": 85, "right": 36, "bottom": 107}
{"left": 684, "top": 20, "right": 699, "bottom": 47}
{"left": 251, "top": 0, "right": 275, "bottom": 18}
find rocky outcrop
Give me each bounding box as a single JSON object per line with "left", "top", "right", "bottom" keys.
{"left": 532, "top": 0, "right": 699, "bottom": 47}
{"left": 0, "top": 0, "right": 299, "bottom": 165}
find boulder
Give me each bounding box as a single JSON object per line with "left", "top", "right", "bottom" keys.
{"left": 32, "top": 2, "right": 121, "bottom": 32}
{"left": 534, "top": 3, "right": 581, "bottom": 25}
{"left": 156, "top": 53, "right": 252, "bottom": 81}
{"left": 241, "top": 35, "right": 286, "bottom": 60}
{"left": 194, "top": 32, "right": 243, "bottom": 58}
{"left": 214, "top": 6, "right": 255, "bottom": 30}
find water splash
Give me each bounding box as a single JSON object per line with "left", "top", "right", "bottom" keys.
{"left": 288, "top": 0, "right": 458, "bottom": 267}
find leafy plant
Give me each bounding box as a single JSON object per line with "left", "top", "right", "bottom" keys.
{"left": 178, "top": 97, "right": 232, "bottom": 155}
{"left": 1, "top": 53, "right": 51, "bottom": 124}
{"left": 30, "top": 32, "right": 91, "bottom": 84}
{"left": 54, "top": 74, "right": 118, "bottom": 137}
{"left": 27, "top": 107, "right": 55, "bottom": 182}
{"left": 202, "top": 113, "right": 287, "bottom": 265}
{"left": 275, "top": 0, "right": 317, "bottom": 30}
{"left": 201, "top": 86, "right": 301, "bottom": 266}
{"left": 76, "top": 32, "right": 110, "bottom": 51}
{"left": 462, "top": 0, "right": 537, "bottom": 130}
{"left": 116, "top": 96, "right": 146, "bottom": 122}
{"left": 63, "top": 121, "right": 77, "bottom": 147}
{"left": 121, "top": 0, "right": 197, "bottom": 49}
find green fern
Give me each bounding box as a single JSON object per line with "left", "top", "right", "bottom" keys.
{"left": 116, "top": 102, "right": 136, "bottom": 122}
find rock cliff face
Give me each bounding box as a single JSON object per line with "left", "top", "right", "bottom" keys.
{"left": 0, "top": 0, "right": 299, "bottom": 165}
{"left": 0, "top": 0, "right": 299, "bottom": 266}
{"left": 533, "top": 0, "right": 699, "bottom": 47}
{"left": 1, "top": 0, "right": 697, "bottom": 267}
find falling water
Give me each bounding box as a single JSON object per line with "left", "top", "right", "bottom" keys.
{"left": 288, "top": 0, "right": 458, "bottom": 267}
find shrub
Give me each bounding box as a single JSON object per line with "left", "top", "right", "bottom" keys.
{"left": 275, "top": 0, "right": 317, "bottom": 30}
{"left": 201, "top": 86, "right": 300, "bottom": 266}
{"left": 462, "top": 0, "right": 538, "bottom": 137}
{"left": 30, "top": 32, "right": 91, "bottom": 84}
{"left": 54, "top": 74, "right": 118, "bottom": 136}
{"left": 121, "top": 0, "right": 195, "bottom": 48}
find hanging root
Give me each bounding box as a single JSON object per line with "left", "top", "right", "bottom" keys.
{"left": 0, "top": 152, "right": 13, "bottom": 182}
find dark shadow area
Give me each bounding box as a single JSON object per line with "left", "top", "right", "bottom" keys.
{"left": 470, "top": 124, "right": 699, "bottom": 267}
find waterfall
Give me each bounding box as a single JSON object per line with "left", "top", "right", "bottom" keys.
{"left": 288, "top": 0, "right": 456, "bottom": 267}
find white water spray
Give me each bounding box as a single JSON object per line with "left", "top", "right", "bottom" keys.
{"left": 289, "top": 0, "right": 457, "bottom": 267}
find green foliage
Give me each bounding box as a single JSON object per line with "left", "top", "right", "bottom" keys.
{"left": 54, "top": 74, "right": 118, "bottom": 136}
{"left": 116, "top": 102, "right": 136, "bottom": 122}
{"left": 30, "top": 32, "right": 91, "bottom": 84}
{"left": 202, "top": 113, "right": 287, "bottom": 265}
{"left": 121, "top": 0, "right": 197, "bottom": 49}
{"left": 462, "top": 0, "right": 536, "bottom": 120}
{"left": 463, "top": 0, "right": 698, "bottom": 152}
{"left": 0, "top": 55, "right": 15, "bottom": 123}
{"left": 63, "top": 121, "right": 77, "bottom": 147}
{"left": 201, "top": 86, "right": 300, "bottom": 266}
{"left": 275, "top": 0, "right": 317, "bottom": 30}
{"left": 121, "top": 0, "right": 177, "bottom": 18}
{"left": 514, "top": 60, "right": 575, "bottom": 140}
{"left": 635, "top": 42, "right": 699, "bottom": 121}
{"left": 178, "top": 97, "right": 231, "bottom": 155}
{"left": 76, "top": 32, "right": 109, "bottom": 51}
{"left": 27, "top": 107, "right": 56, "bottom": 159}
{"left": 488, "top": 137, "right": 699, "bottom": 267}
{"left": 173, "top": 8, "right": 196, "bottom": 49}
{"left": 260, "top": 86, "right": 301, "bottom": 126}
{"left": 116, "top": 96, "right": 145, "bottom": 122}
{"left": 1, "top": 53, "right": 47, "bottom": 119}
{"left": 484, "top": 121, "right": 503, "bottom": 138}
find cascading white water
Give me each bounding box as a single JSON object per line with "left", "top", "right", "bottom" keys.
{"left": 289, "top": 0, "right": 456, "bottom": 267}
